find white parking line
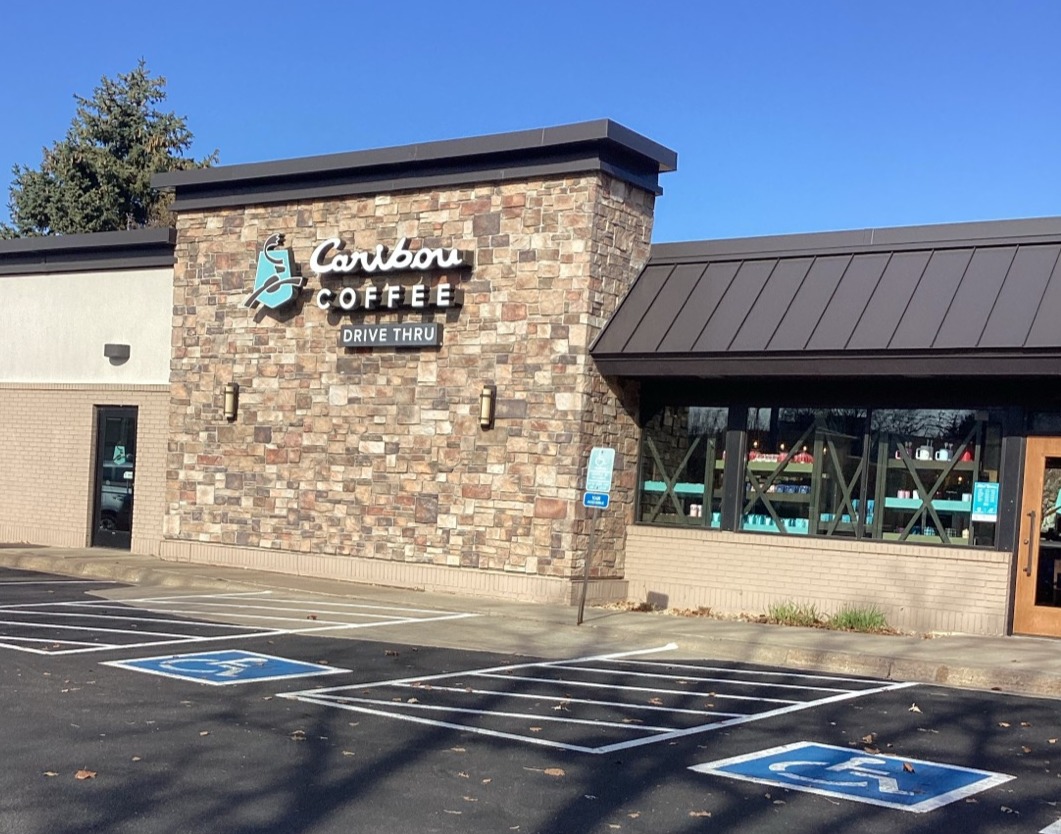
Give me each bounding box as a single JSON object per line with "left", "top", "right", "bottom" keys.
{"left": 0, "top": 580, "right": 120, "bottom": 586}
{"left": 473, "top": 673, "right": 801, "bottom": 705}
{"left": 280, "top": 644, "right": 916, "bottom": 754}
{"left": 548, "top": 663, "right": 852, "bottom": 693}
{"left": 0, "top": 590, "right": 477, "bottom": 654}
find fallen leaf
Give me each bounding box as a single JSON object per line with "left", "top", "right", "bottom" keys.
{"left": 902, "top": 762, "right": 915, "bottom": 773}
{"left": 1020, "top": 721, "right": 1032, "bottom": 727}
{"left": 648, "top": 697, "right": 664, "bottom": 706}
{"left": 689, "top": 811, "right": 711, "bottom": 817}
{"left": 628, "top": 812, "right": 641, "bottom": 819}
{"left": 529, "top": 727, "right": 542, "bottom": 733}
{"left": 131, "top": 756, "right": 141, "bottom": 762}
{"left": 458, "top": 772, "right": 469, "bottom": 779}
{"left": 998, "top": 722, "right": 1011, "bottom": 728}
{"left": 773, "top": 800, "right": 786, "bottom": 805}
{"left": 306, "top": 614, "right": 318, "bottom": 620}
{"left": 342, "top": 751, "right": 354, "bottom": 757}
{"left": 290, "top": 730, "right": 306, "bottom": 741}
{"left": 543, "top": 768, "right": 565, "bottom": 777}
{"left": 450, "top": 747, "right": 466, "bottom": 753}
{"left": 42, "top": 771, "right": 58, "bottom": 777}
{"left": 463, "top": 796, "right": 478, "bottom": 802}
{"left": 1050, "top": 739, "right": 1058, "bottom": 745}
{"left": 1000, "top": 806, "right": 1019, "bottom": 815}
{"left": 407, "top": 698, "right": 419, "bottom": 704}
{"left": 908, "top": 703, "right": 922, "bottom": 713}
{"left": 75, "top": 769, "right": 96, "bottom": 780}
{"left": 584, "top": 795, "right": 598, "bottom": 800}
{"left": 385, "top": 650, "right": 399, "bottom": 657}
{"left": 861, "top": 733, "right": 876, "bottom": 744}
{"left": 199, "top": 731, "right": 209, "bottom": 737}
{"left": 482, "top": 778, "right": 492, "bottom": 784}
{"left": 608, "top": 825, "right": 621, "bottom": 830}
{"left": 1022, "top": 746, "right": 1032, "bottom": 754}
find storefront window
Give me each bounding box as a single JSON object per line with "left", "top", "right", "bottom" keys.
{"left": 637, "top": 404, "right": 1004, "bottom": 548}
{"left": 638, "top": 406, "right": 727, "bottom": 528}
{"left": 869, "top": 409, "right": 1001, "bottom": 547}
{"left": 743, "top": 408, "right": 868, "bottom": 536}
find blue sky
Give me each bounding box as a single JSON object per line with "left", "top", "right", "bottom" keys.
{"left": 3, "top": 1, "right": 1060, "bottom": 242}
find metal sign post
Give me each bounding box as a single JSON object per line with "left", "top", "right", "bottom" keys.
{"left": 577, "top": 447, "right": 615, "bottom": 626}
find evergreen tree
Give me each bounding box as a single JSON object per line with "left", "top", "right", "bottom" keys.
{"left": 2, "top": 61, "right": 216, "bottom": 237}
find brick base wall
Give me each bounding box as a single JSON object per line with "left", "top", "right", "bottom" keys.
{"left": 624, "top": 525, "right": 1014, "bottom": 635}
{"left": 0, "top": 384, "right": 169, "bottom": 554}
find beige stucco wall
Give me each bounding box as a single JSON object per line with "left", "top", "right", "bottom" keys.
{"left": 161, "top": 173, "right": 653, "bottom": 598}
{"left": 623, "top": 525, "right": 1014, "bottom": 635}
{"left": 0, "top": 267, "right": 173, "bottom": 384}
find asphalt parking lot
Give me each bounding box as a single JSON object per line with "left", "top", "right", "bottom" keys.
{"left": 0, "top": 567, "right": 1059, "bottom": 834}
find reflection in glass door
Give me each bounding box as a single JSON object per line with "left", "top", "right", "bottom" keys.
{"left": 91, "top": 407, "right": 137, "bottom": 549}
{"left": 1013, "top": 438, "right": 1061, "bottom": 636}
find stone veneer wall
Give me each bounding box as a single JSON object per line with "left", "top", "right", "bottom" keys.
{"left": 163, "top": 173, "right": 654, "bottom": 597}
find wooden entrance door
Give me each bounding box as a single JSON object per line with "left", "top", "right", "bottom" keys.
{"left": 1013, "top": 437, "right": 1061, "bottom": 636}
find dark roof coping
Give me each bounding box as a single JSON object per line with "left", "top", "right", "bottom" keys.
{"left": 152, "top": 120, "right": 677, "bottom": 212}
{"left": 0, "top": 228, "right": 176, "bottom": 276}
{"left": 650, "top": 216, "right": 1061, "bottom": 263}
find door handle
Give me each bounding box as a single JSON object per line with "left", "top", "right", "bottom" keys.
{"left": 1025, "top": 510, "right": 1037, "bottom": 576}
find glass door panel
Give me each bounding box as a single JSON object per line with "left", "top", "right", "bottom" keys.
{"left": 91, "top": 407, "right": 137, "bottom": 549}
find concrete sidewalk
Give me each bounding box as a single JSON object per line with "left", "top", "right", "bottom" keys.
{"left": 0, "top": 543, "right": 1058, "bottom": 699}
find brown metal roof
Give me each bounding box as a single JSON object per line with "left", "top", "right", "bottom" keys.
{"left": 592, "top": 217, "right": 1061, "bottom": 378}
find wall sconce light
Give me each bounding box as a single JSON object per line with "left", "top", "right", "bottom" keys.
{"left": 223, "top": 382, "right": 239, "bottom": 422}
{"left": 479, "top": 384, "right": 496, "bottom": 430}
{"left": 103, "top": 343, "right": 130, "bottom": 362}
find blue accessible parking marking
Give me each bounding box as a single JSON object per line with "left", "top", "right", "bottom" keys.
{"left": 103, "top": 649, "right": 348, "bottom": 686}
{"left": 690, "top": 741, "right": 1014, "bottom": 813}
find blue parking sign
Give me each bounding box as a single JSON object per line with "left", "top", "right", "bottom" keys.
{"left": 104, "top": 650, "right": 348, "bottom": 686}
{"left": 691, "top": 742, "right": 1013, "bottom": 813}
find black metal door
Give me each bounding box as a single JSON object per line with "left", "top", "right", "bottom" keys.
{"left": 91, "top": 407, "right": 138, "bottom": 549}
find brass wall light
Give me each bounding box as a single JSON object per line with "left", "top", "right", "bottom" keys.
{"left": 479, "top": 384, "right": 496, "bottom": 430}
{"left": 223, "top": 382, "right": 239, "bottom": 422}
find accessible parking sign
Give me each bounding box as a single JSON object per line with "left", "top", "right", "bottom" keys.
{"left": 691, "top": 741, "right": 1014, "bottom": 813}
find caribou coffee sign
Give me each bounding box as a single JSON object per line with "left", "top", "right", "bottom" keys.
{"left": 245, "top": 236, "right": 468, "bottom": 349}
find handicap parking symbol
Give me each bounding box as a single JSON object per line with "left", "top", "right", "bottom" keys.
{"left": 691, "top": 741, "right": 1014, "bottom": 813}
{"left": 103, "top": 650, "right": 348, "bottom": 686}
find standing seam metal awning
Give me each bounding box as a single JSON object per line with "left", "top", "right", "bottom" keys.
{"left": 592, "top": 218, "right": 1061, "bottom": 378}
